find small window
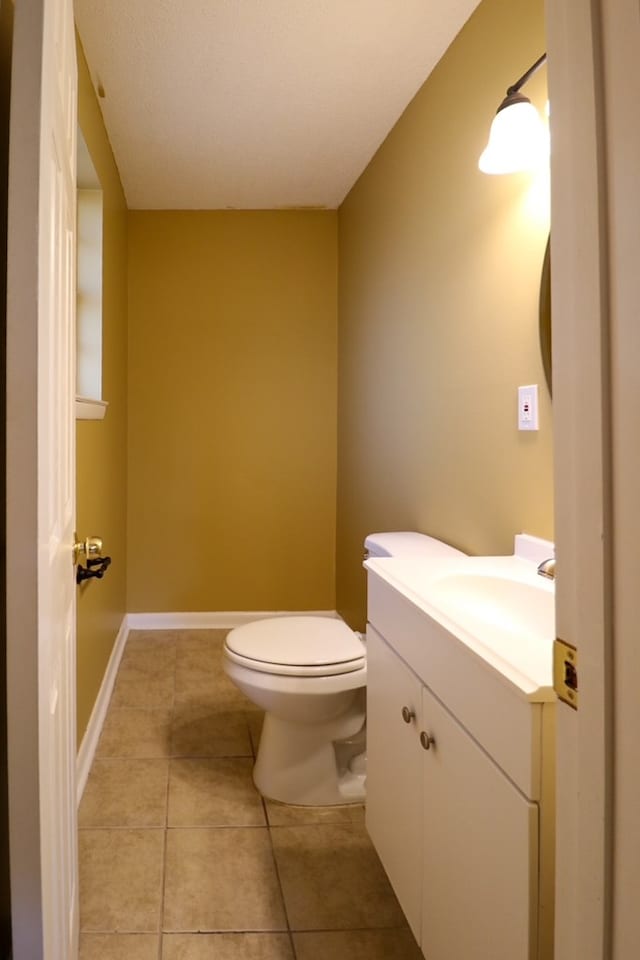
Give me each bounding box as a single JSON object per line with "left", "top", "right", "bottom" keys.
{"left": 76, "top": 128, "right": 107, "bottom": 420}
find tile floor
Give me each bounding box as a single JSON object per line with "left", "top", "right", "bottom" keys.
{"left": 78, "top": 629, "right": 422, "bottom": 959}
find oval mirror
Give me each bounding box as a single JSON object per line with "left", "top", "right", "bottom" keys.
{"left": 539, "top": 236, "right": 551, "bottom": 395}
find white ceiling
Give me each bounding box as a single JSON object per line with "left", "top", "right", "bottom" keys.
{"left": 74, "top": 0, "right": 480, "bottom": 210}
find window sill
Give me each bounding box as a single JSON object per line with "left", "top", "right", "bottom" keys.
{"left": 76, "top": 397, "right": 108, "bottom": 421}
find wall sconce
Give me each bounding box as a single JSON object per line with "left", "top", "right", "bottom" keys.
{"left": 479, "top": 53, "right": 548, "bottom": 174}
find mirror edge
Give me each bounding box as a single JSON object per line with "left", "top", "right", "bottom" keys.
{"left": 539, "top": 235, "right": 552, "bottom": 396}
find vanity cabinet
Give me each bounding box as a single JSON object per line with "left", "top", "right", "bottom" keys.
{"left": 365, "top": 566, "right": 555, "bottom": 960}
{"left": 367, "top": 627, "right": 537, "bottom": 958}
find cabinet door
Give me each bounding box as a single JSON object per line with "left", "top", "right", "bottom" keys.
{"left": 366, "top": 626, "right": 423, "bottom": 941}
{"left": 421, "top": 684, "right": 539, "bottom": 960}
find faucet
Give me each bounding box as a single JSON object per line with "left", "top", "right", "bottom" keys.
{"left": 537, "top": 557, "right": 556, "bottom": 580}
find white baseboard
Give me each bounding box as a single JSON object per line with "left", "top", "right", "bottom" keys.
{"left": 126, "top": 610, "right": 339, "bottom": 630}
{"left": 76, "top": 614, "right": 130, "bottom": 805}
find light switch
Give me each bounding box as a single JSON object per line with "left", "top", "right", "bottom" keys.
{"left": 518, "top": 384, "right": 539, "bottom": 431}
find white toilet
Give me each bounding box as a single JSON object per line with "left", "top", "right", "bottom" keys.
{"left": 223, "top": 531, "right": 465, "bottom": 806}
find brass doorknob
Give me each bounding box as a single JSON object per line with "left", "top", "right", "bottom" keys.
{"left": 401, "top": 706, "right": 415, "bottom": 724}
{"left": 73, "top": 535, "right": 103, "bottom": 566}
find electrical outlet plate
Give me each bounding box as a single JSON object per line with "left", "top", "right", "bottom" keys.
{"left": 518, "top": 384, "right": 539, "bottom": 430}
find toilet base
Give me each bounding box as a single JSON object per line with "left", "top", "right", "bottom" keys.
{"left": 253, "top": 712, "right": 366, "bottom": 806}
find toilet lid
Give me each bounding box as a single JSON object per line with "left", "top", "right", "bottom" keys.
{"left": 225, "top": 617, "right": 365, "bottom": 671}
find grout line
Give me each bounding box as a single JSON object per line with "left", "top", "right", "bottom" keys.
{"left": 288, "top": 927, "right": 298, "bottom": 958}
{"left": 278, "top": 923, "right": 412, "bottom": 932}
{"left": 158, "top": 813, "right": 169, "bottom": 954}
{"left": 262, "top": 789, "right": 298, "bottom": 955}
{"left": 158, "top": 635, "right": 178, "bottom": 953}
{"left": 97, "top": 753, "right": 254, "bottom": 761}
{"left": 159, "top": 927, "right": 291, "bottom": 935}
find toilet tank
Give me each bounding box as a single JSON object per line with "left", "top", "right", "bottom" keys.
{"left": 364, "top": 531, "right": 466, "bottom": 560}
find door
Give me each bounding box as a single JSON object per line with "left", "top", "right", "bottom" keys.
{"left": 365, "top": 626, "right": 423, "bottom": 941}
{"left": 6, "top": 0, "right": 78, "bottom": 957}
{"left": 420, "top": 684, "right": 538, "bottom": 960}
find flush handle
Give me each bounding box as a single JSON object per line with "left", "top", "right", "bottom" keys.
{"left": 401, "top": 706, "right": 415, "bottom": 724}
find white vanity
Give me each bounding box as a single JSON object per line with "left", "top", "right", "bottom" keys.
{"left": 365, "top": 538, "right": 556, "bottom": 960}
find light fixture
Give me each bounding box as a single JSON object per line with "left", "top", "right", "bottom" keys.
{"left": 479, "top": 53, "right": 548, "bottom": 174}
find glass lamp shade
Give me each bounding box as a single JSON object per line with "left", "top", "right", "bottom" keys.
{"left": 478, "top": 99, "right": 549, "bottom": 174}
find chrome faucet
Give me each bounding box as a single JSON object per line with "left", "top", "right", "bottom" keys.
{"left": 537, "top": 557, "right": 556, "bottom": 580}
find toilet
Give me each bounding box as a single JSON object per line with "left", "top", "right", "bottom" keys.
{"left": 223, "top": 532, "right": 465, "bottom": 806}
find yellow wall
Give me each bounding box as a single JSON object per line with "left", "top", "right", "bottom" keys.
{"left": 76, "top": 39, "right": 128, "bottom": 742}
{"left": 337, "top": 0, "right": 552, "bottom": 629}
{"left": 127, "top": 211, "right": 337, "bottom": 613}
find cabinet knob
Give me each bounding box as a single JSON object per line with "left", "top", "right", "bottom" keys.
{"left": 420, "top": 731, "right": 435, "bottom": 751}
{"left": 401, "top": 706, "right": 415, "bottom": 724}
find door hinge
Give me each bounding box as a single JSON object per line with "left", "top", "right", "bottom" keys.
{"left": 554, "top": 637, "right": 578, "bottom": 709}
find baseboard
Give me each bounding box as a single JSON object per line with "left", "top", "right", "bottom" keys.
{"left": 76, "top": 614, "right": 130, "bottom": 805}
{"left": 126, "top": 610, "right": 339, "bottom": 630}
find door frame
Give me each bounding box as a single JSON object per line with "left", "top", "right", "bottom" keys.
{"left": 548, "top": 0, "right": 640, "bottom": 956}
{"left": 6, "top": 0, "right": 49, "bottom": 950}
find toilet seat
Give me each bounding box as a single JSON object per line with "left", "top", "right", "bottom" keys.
{"left": 224, "top": 647, "right": 365, "bottom": 677}
{"left": 225, "top": 616, "right": 365, "bottom": 677}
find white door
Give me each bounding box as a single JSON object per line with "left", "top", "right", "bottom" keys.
{"left": 420, "top": 684, "right": 538, "bottom": 960}
{"left": 365, "top": 626, "right": 423, "bottom": 941}
{"left": 6, "top": 0, "right": 78, "bottom": 957}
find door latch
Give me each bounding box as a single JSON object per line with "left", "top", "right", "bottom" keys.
{"left": 553, "top": 637, "right": 578, "bottom": 709}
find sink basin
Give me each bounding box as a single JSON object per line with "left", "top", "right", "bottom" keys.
{"left": 427, "top": 570, "right": 554, "bottom": 643}
{"left": 422, "top": 562, "right": 555, "bottom": 689}
{"left": 366, "top": 552, "right": 556, "bottom": 694}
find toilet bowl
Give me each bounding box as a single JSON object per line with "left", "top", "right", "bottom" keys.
{"left": 223, "top": 532, "right": 466, "bottom": 806}
{"left": 225, "top": 616, "right": 366, "bottom": 805}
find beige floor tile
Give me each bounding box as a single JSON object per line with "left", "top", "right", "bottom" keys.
{"left": 112, "top": 652, "right": 174, "bottom": 682}
{"left": 120, "top": 631, "right": 177, "bottom": 670}
{"left": 168, "top": 759, "right": 265, "bottom": 827}
{"left": 79, "top": 932, "right": 160, "bottom": 960}
{"left": 79, "top": 759, "right": 169, "bottom": 828}
{"left": 170, "top": 706, "right": 253, "bottom": 757}
{"left": 97, "top": 709, "right": 173, "bottom": 758}
{"left": 175, "top": 640, "right": 219, "bottom": 675}
{"left": 175, "top": 629, "right": 229, "bottom": 651}
{"left": 271, "top": 822, "right": 406, "bottom": 931}
{"left": 162, "top": 933, "right": 294, "bottom": 959}
{"left": 111, "top": 656, "right": 175, "bottom": 709}
{"left": 163, "top": 828, "right": 286, "bottom": 932}
{"left": 175, "top": 635, "right": 249, "bottom": 708}
{"left": 247, "top": 713, "right": 264, "bottom": 757}
{"left": 79, "top": 829, "right": 165, "bottom": 932}
{"left": 265, "top": 800, "right": 365, "bottom": 828}
{"left": 174, "top": 665, "right": 247, "bottom": 709}
{"left": 126, "top": 629, "right": 180, "bottom": 652}
{"left": 292, "top": 929, "right": 422, "bottom": 959}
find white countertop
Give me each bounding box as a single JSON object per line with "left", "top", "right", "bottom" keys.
{"left": 365, "top": 553, "right": 556, "bottom": 701}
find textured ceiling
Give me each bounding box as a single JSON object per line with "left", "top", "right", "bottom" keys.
{"left": 75, "top": 0, "right": 480, "bottom": 210}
